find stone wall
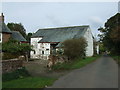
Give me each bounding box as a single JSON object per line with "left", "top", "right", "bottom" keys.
{"left": 2, "top": 59, "right": 23, "bottom": 73}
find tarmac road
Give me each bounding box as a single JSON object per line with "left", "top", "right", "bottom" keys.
{"left": 50, "top": 57, "right": 118, "bottom": 88}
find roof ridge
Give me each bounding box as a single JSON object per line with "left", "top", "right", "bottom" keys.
{"left": 38, "top": 25, "right": 89, "bottom": 30}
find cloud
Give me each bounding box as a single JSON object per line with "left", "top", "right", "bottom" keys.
{"left": 45, "top": 15, "right": 69, "bottom": 27}
{"left": 89, "top": 16, "right": 103, "bottom": 28}
{"left": 90, "top": 16, "right": 103, "bottom": 24}
{"left": 118, "top": 1, "right": 120, "bottom": 13}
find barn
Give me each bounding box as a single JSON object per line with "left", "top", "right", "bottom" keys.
{"left": 31, "top": 25, "right": 94, "bottom": 60}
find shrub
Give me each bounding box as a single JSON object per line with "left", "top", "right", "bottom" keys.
{"left": 2, "top": 53, "right": 19, "bottom": 60}
{"left": 2, "top": 67, "right": 30, "bottom": 82}
{"left": 2, "top": 39, "right": 32, "bottom": 59}
{"left": 62, "top": 37, "right": 87, "bottom": 60}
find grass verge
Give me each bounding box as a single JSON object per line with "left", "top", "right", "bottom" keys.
{"left": 2, "top": 67, "right": 57, "bottom": 88}
{"left": 2, "top": 67, "right": 30, "bottom": 82}
{"left": 2, "top": 77, "right": 57, "bottom": 88}
{"left": 111, "top": 55, "right": 120, "bottom": 65}
{"left": 2, "top": 56, "right": 100, "bottom": 88}
{"left": 52, "top": 56, "right": 100, "bottom": 70}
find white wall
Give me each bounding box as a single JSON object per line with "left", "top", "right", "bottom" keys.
{"left": 30, "top": 37, "right": 51, "bottom": 60}
{"left": 30, "top": 37, "right": 42, "bottom": 59}
{"left": 84, "top": 27, "right": 94, "bottom": 56}
{"left": 0, "top": 33, "right": 2, "bottom": 43}
{"left": 38, "top": 43, "right": 51, "bottom": 60}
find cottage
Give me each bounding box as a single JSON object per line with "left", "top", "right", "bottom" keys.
{"left": 0, "top": 13, "right": 27, "bottom": 43}
{"left": 31, "top": 25, "right": 94, "bottom": 60}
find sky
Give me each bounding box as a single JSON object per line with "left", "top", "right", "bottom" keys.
{"left": 2, "top": 2, "right": 118, "bottom": 37}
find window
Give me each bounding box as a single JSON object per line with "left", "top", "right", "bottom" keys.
{"left": 42, "top": 51, "right": 44, "bottom": 54}
{"left": 34, "top": 51, "right": 36, "bottom": 54}
{"left": 46, "top": 49, "right": 49, "bottom": 50}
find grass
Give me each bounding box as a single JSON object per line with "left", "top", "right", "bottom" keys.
{"left": 111, "top": 55, "right": 120, "bottom": 65}
{"left": 52, "top": 56, "right": 100, "bottom": 70}
{"left": 2, "top": 67, "right": 57, "bottom": 88}
{"left": 2, "top": 56, "right": 100, "bottom": 88}
{"left": 2, "top": 77, "right": 57, "bottom": 88}
{"left": 2, "top": 67, "right": 30, "bottom": 82}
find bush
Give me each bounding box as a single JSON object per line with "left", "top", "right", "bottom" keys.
{"left": 112, "top": 56, "right": 120, "bottom": 65}
{"left": 62, "top": 37, "right": 87, "bottom": 60}
{"left": 2, "top": 67, "right": 30, "bottom": 82}
{"left": 2, "top": 39, "right": 32, "bottom": 59}
{"left": 2, "top": 53, "right": 19, "bottom": 60}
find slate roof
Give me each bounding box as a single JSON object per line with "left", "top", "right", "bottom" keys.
{"left": 32, "top": 25, "right": 89, "bottom": 43}
{"left": 11, "top": 31, "right": 27, "bottom": 42}
{"left": 0, "top": 22, "right": 26, "bottom": 42}
{"left": 0, "top": 22, "right": 11, "bottom": 33}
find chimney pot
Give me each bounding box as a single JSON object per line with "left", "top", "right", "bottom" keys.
{"left": 0, "top": 13, "right": 4, "bottom": 22}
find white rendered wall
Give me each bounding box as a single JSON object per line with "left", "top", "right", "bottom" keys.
{"left": 38, "top": 43, "right": 50, "bottom": 60}
{"left": 84, "top": 28, "right": 94, "bottom": 56}
{"left": 30, "top": 37, "right": 51, "bottom": 60}
{"left": 0, "top": 33, "right": 2, "bottom": 43}
{"left": 30, "top": 37, "right": 42, "bottom": 59}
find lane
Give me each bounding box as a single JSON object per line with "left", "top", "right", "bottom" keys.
{"left": 50, "top": 57, "right": 118, "bottom": 88}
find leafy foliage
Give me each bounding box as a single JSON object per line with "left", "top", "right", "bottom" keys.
{"left": 99, "top": 43, "right": 106, "bottom": 54}
{"left": 2, "top": 39, "right": 32, "bottom": 57}
{"left": 112, "top": 55, "right": 120, "bottom": 65}
{"left": 2, "top": 53, "right": 19, "bottom": 60}
{"left": 98, "top": 13, "right": 120, "bottom": 55}
{"left": 26, "top": 33, "right": 33, "bottom": 43}
{"left": 7, "top": 23, "right": 26, "bottom": 38}
{"left": 62, "top": 37, "right": 87, "bottom": 59}
{"left": 93, "top": 39, "right": 99, "bottom": 55}
{"left": 2, "top": 67, "right": 30, "bottom": 82}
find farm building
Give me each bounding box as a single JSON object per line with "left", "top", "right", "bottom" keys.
{"left": 31, "top": 25, "right": 94, "bottom": 60}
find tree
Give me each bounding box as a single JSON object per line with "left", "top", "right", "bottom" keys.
{"left": 26, "top": 33, "right": 33, "bottom": 43}
{"left": 62, "top": 37, "right": 87, "bottom": 60}
{"left": 7, "top": 23, "right": 26, "bottom": 38}
{"left": 2, "top": 38, "right": 32, "bottom": 59}
{"left": 98, "top": 13, "right": 120, "bottom": 55}
{"left": 93, "top": 40, "right": 98, "bottom": 55}
{"left": 110, "top": 26, "right": 120, "bottom": 42}
{"left": 99, "top": 42, "right": 106, "bottom": 54}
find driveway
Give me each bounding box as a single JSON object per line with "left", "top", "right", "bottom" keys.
{"left": 49, "top": 57, "right": 118, "bottom": 88}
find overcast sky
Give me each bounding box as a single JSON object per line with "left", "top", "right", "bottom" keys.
{"left": 2, "top": 2, "right": 118, "bottom": 37}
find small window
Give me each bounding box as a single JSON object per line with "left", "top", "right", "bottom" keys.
{"left": 42, "top": 51, "right": 44, "bottom": 54}
{"left": 46, "top": 49, "right": 49, "bottom": 50}
{"left": 34, "top": 51, "right": 36, "bottom": 54}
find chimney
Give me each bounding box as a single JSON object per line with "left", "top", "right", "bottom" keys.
{"left": 0, "top": 13, "right": 4, "bottom": 22}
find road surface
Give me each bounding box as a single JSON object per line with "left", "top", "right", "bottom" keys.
{"left": 50, "top": 57, "right": 118, "bottom": 88}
